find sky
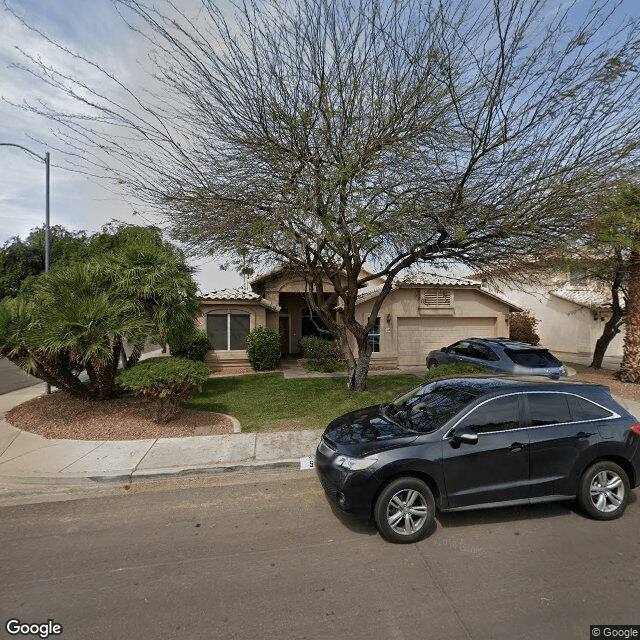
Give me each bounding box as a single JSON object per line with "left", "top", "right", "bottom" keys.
{"left": 1, "top": 0, "right": 637, "bottom": 292}
{"left": 0, "top": 0, "right": 243, "bottom": 292}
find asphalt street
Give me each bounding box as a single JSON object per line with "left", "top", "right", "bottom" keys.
{"left": 1, "top": 469, "right": 638, "bottom": 640}
{"left": 0, "top": 359, "right": 40, "bottom": 395}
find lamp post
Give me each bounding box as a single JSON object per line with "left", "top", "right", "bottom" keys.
{"left": 0, "top": 143, "right": 51, "bottom": 393}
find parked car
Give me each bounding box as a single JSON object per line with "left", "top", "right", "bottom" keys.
{"left": 426, "top": 337, "right": 567, "bottom": 377}
{"left": 315, "top": 376, "right": 640, "bottom": 543}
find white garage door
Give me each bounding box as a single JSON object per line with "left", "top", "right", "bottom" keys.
{"left": 397, "top": 317, "right": 497, "bottom": 366}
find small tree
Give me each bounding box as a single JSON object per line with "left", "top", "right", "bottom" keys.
{"left": 509, "top": 311, "right": 541, "bottom": 346}
{"left": 116, "top": 357, "right": 210, "bottom": 423}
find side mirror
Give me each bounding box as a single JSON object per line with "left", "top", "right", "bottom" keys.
{"left": 452, "top": 429, "right": 478, "bottom": 446}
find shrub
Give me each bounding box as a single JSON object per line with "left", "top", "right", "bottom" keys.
{"left": 300, "top": 336, "right": 344, "bottom": 371}
{"left": 169, "top": 327, "right": 211, "bottom": 361}
{"left": 304, "top": 360, "right": 345, "bottom": 373}
{"left": 116, "top": 356, "right": 210, "bottom": 423}
{"left": 509, "top": 310, "right": 541, "bottom": 345}
{"left": 424, "top": 363, "right": 490, "bottom": 381}
{"left": 245, "top": 328, "right": 281, "bottom": 371}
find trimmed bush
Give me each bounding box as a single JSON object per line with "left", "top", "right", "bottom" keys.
{"left": 509, "top": 310, "right": 541, "bottom": 345}
{"left": 169, "top": 327, "right": 211, "bottom": 361}
{"left": 424, "top": 363, "right": 490, "bottom": 381}
{"left": 300, "top": 336, "right": 344, "bottom": 371}
{"left": 245, "top": 328, "right": 281, "bottom": 371}
{"left": 116, "top": 356, "right": 211, "bottom": 423}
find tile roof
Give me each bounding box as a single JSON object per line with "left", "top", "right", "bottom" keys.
{"left": 356, "top": 283, "right": 386, "bottom": 304}
{"left": 198, "top": 288, "right": 280, "bottom": 311}
{"left": 199, "top": 288, "right": 261, "bottom": 301}
{"left": 551, "top": 285, "right": 612, "bottom": 309}
{"left": 400, "top": 272, "right": 481, "bottom": 286}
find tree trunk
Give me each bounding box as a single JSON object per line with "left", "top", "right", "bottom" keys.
{"left": 619, "top": 250, "right": 640, "bottom": 382}
{"left": 126, "top": 344, "right": 143, "bottom": 368}
{"left": 590, "top": 315, "right": 624, "bottom": 369}
{"left": 348, "top": 340, "right": 372, "bottom": 392}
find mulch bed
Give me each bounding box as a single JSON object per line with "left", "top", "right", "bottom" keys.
{"left": 5, "top": 392, "right": 233, "bottom": 441}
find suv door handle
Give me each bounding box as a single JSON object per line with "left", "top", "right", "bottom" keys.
{"left": 509, "top": 442, "right": 526, "bottom": 452}
{"left": 576, "top": 431, "right": 595, "bottom": 439}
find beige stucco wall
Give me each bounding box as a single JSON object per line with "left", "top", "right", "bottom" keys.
{"left": 351, "top": 287, "right": 510, "bottom": 366}
{"left": 490, "top": 284, "right": 624, "bottom": 357}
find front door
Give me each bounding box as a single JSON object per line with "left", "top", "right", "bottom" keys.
{"left": 442, "top": 394, "right": 530, "bottom": 508}
{"left": 279, "top": 315, "right": 290, "bottom": 355}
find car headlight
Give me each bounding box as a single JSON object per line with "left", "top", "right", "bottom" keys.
{"left": 333, "top": 454, "right": 378, "bottom": 471}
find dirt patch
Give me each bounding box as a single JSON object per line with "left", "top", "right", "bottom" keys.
{"left": 5, "top": 392, "right": 233, "bottom": 441}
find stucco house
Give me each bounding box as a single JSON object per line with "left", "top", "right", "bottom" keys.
{"left": 196, "top": 267, "right": 521, "bottom": 371}
{"left": 482, "top": 273, "right": 624, "bottom": 359}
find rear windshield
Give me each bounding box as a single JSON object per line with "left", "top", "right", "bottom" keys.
{"left": 504, "top": 348, "right": 561, "bottom": 368}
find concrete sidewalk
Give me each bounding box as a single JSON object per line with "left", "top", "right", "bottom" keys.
{"left": 0, "top": 385, "right": 321, "bottom": 486}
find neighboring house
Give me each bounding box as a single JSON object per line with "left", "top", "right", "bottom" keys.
{"left": 482, "top": 272, "right": 624, "bottom": 358}
{"left": 196, "top": 267, "right": 521, "bottom": 371}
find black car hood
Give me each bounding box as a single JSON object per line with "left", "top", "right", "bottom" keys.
{"left": 322, "top": 405, "right": 418, "bottom": 456}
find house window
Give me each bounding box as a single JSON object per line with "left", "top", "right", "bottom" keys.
{"left": 420, "top": 289, "right": 452, "bottom": 307}
{"left": 368, "top": 317, "right": 380, "bottom": 353}
{"left": 206, "top": 313, "right": 250, "bottom": 351}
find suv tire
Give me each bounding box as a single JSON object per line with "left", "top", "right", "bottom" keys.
{"left": 578, "top": 461, "right": 630, "bottom": 520}
{"left": 374, "top": 477, "right": 435, "bottom": 543}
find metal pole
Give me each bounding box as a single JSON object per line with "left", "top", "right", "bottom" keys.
{"left": 45, "top": 151, "right": 50, "bottom": 273}
{"left": 44, "top": 152, "right": 51, "bottom": 394}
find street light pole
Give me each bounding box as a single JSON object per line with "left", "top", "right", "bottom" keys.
{"left": 45, "top": 151, "right": 50, "bottom": 273}
{"left": 0, "top": 142, "right": 52, "bottom": 393}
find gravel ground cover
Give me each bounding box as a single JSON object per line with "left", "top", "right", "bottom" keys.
{"left": 5, "top": 392, "right": 232, "bottom": 440}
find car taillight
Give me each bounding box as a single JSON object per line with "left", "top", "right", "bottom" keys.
{"left": 631, "top": 424, "right": 640, "bottom": 436}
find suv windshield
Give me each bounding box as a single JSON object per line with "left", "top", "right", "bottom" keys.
{"left": 504, "top": 348, "right": 561, "bottom": 368}
{"left": 386, "top": 379, "right": 515, "bottom": 433}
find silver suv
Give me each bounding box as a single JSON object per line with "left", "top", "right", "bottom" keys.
{"left": 426, "top": 338, "right": 567, "bottom": 377}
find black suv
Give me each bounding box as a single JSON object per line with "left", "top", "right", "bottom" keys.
{"left": 315, "top": 376, "right": 640, "bottom": 543}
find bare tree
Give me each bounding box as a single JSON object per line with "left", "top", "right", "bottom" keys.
{"left": 6, "top": 0, "right": 640, "bottom": 390}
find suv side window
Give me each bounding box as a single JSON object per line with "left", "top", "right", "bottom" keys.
{"left": 567, "top": 395, "right": 614, "bottom": 421}
{"left": 470, "top": 343, "right": 500, "bottom": 362}
{"left": 526, "top": 393, "right": 571, "bottom": 426}
{"left": 456, "top": 395, "right": 521, "bottom": 434}
{"left": 451, "top": 341, "right": 471, "bottom": 356}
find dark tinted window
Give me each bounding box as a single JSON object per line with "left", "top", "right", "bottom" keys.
{"left": 504, "top": 348, "right": 561, "bottom": 368}
{"left": 457, "top": 395, "right": 521, "bottom": 434}
{"left": 389, "top": 380, "right": 516, "bottom": 433}
{"left": 451, "top": 341, "right": 472, "bottom": 356}
{"left": 567, "top": 395, "right": 614, "bottom": 421}
{"left": 527, "top": 393, "right": 571, "bottom": 426}
{"left": 470, "top": 343, "right": 500, "bottom": 361}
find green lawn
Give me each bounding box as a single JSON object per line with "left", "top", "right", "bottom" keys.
{"left": 184, "top": 373, "right": 423, "bottom": 432}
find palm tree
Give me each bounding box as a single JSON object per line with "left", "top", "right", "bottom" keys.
{"left": 0, "top": 225, "right": 199, "bottom": 400}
